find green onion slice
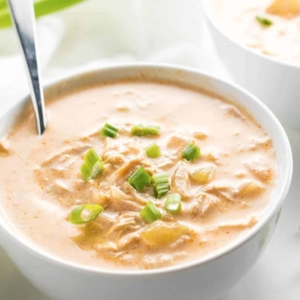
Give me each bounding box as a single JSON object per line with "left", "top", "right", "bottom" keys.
{"left": 152, "top": 173, "right": 170, "bottom": 199}
{"left": 101, "top": 123, "right": 119, "bottom": 138}
{"left": 145, "top": 143, "right": 161, "bottom": 158}
{"left": 181, "top": 144, "right": 200, "bottom": 162}
{"left": 80, "top": 148, "right": 104, "bottom": 181}
{"left": 128, "top": 166, "right": 151, "bottom": 191}
{"left": 131, "top": 124, "right": 160, "bottom": 136}
{"left": 69, "top": 204, "right": 103, "bottom": 225}
{"left": 140, "top": 201, "right": 162, "bottom": 223}
{"left": 165, "top": 193, "right": 181, "bottom": 214}
{"left": 256, "top": 16, "right": 273, "bottom": 26}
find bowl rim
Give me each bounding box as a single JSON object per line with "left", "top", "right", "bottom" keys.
{"left": 201, "top": 0, "right": 300, "bottom": 70}
{"left": 0, "top": 62, "right": 293, "bottom": 276}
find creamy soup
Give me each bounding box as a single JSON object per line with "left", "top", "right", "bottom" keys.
{"left": 0, "top": 80, "right": 277, "bottom": 270}
{"left": 214, "top": 0, "right": 300, "bottom": 64}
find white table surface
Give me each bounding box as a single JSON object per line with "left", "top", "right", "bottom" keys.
{"left": 0, "top": 1, "right": 299, "bottom": 299}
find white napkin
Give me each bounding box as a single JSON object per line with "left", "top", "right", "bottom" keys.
{"left": 0, "top": 16, "right": 64, "bottom": 115}
{"left": 0, "top": 0, "right": 230, "bottom": 119}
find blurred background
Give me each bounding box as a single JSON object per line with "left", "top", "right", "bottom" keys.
{"left": 0, "top": 0, "right": 229, "bottom": 117}
{"left": 0, "top": 1, "right": 299, "bottom": 300}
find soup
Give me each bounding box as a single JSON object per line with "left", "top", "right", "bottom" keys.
{"left": 214, "top": 0, "right": 300, "bottom": 64}
{"left": 0, "top": 80, "right": 277, "bottom": 270}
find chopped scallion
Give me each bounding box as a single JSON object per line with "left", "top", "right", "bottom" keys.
{"left": 128, "top": 166, "right": 151, "bottom": 191}
{"left": 69, "top": 204, "right": 103, "bottom": 225}
{"left": 131, "top": 124, "right": 160, "bottom": 136}
{"left": 165, "top": 193, "right": 181, "bottom": 214}
{"left": 145, "top": 143, "right": 161, "bottom": 158}
{"left": 256, "top": 16, "right": 273, "bottom": 26}
{"left": 80, "top": 148, "right": 104, "bottom": 181}
{"left": 152, "top": 173, "right": 170, "bottom": 199}
{"left": 181, "top": 144, "right": 200, "bottom": 162}
{"left": 101, "top": 123, "right": 119, "bottom": 138}
{"left": 140, "top": 201, "right": 162, "bottom": 223}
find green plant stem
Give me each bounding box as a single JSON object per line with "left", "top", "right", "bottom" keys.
{"left": 0, "top": 8, "right": 10, "bottom": 28}
{"left": 0, "top": 0, "right": 86, "bottom": 29}
{"left": 0, "top": 0, "right": 7, "bottom": 11}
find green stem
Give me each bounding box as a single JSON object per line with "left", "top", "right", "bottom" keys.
{"left": 34, "top": 0, "right": 86, "bottom": 17}
{"left": 0, "top": 8, "right": 10, "bottom": 28}
{"left": 0, "top": 0, "right": 86, "bottom": 29}
{"left": 0, "top": 1, "right": 7, "bottom": 11}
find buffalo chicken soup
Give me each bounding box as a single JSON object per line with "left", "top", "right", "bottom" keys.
{"left": 0, "top": 80, "right": 277, "bottom": 270}
{"left": 214, "top": 0, "right": 300, "bottom": 64}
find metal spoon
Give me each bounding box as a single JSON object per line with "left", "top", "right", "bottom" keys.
{"left": 7, "top": 0, "right": 46, "bottom": 135}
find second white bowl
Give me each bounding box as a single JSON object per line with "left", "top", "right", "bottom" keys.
{"left": 202, "top": 0, "right": 300, "bottom": 130}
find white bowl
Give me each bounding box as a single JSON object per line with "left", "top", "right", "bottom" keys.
{"left": 0, "top": 64, "right": 293, "bottom": 300}
{"left": 202, "top": 0, "right": 300, "bottom": 130}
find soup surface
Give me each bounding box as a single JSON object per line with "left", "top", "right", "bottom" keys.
{"left": 0, "top": 80, "right": 277, "bottom": 270}
{"left": 214, "top": 0, "right": 300, "bottom": 64}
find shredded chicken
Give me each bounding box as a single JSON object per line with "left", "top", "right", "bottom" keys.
{"left": 235, "top": 180, "right": 264, "bottom": 198}
{"left": 248, "top": 136, "right": 272, "bottom": 151}
{"left": 167, "top": 134, "right": 190, "bottom": 149}
{"left": 201, "top": 182, "right": 234, "bottom": 202}
{"left": 122, "top": 182, "right": 149, "bottom": 206}
{"left": 89, "top": 187, "right": 109, "bottom": 206}
{"left": 245, "top": 158, "right": 273, "bottom": 182}
{"left": 103, "top": 151, "right": 126, "bottom": 166}
{"left": 109, "top": 186, "right": 142, "bottom": 212}
{"left": 184, "top": 192, "right": 221, "bottom": 218}
{"left": 110, "top": 158, "right": 143, "bottom": 184}
{"left": 105, "top": 213, "right": 142, "bottom": 241}
{"left": 171, "top": 162, "right": 190, "bottom": 199}
{"left": 97, "top": 213, "right": 143, "bottom": 255}
{"left": 74, "top": 212, "right": 142, "bottom": 256}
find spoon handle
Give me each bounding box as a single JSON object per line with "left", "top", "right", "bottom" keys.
{"left": 7, "top": 0, "right": 46, "bottom": 135}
